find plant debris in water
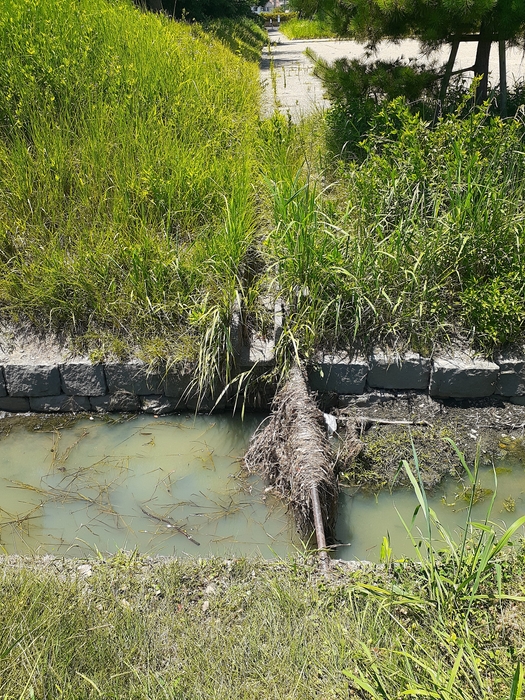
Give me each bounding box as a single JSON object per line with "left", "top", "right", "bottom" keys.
{"left": 244, "top": 366, "right": 352, "bottom": 538}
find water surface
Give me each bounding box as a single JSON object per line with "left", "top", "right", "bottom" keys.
{"left": 336, "top": 462, "right": 525, "bottom": 562}
{"left": 0, "top": 414, "right": 296, "bottom": 558}
{"left": 3, "top": 414, "right": 525, "bottom": 562}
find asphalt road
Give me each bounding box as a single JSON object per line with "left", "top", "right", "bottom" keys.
{"left": 260, "top": 29, "right": 525, "bottom": 121}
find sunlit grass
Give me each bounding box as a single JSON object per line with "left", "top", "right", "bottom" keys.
{"left": 262, "top": 100, "right": 525, "bottom": 362}
{"left": 279, "top": 18, "right": 337, "bottom": 40}
{"left": 0, "top": 0, "right": 262, "bottom": 376}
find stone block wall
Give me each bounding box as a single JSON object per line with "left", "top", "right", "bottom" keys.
{"left": 0, "top": 361, "right": 197, "bottom": 415}
{"left": 2, "top": 350, "right": 525, "bottom": 414}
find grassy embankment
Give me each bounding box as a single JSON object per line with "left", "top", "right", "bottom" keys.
{"left": 0, "top": 0, "right": 264, "bottom": 393}
{"left": 2, "top": 0, "right": 525, "bottom": 388}
{"left": 279, "top": 18, "right": 338, "bottom": 39}
{"left": 263, "top": 99, "right": 525, "bottom": 364}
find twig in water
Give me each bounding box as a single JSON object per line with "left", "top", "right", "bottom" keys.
{"left": 139, "top": 505, "right": 200, "bottom": 546}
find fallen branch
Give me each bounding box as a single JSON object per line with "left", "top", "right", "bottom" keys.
{"left": 139, "top": 505, "right": 200, "bottom": 546}
{"left": 355, "top": 417, "right": 433, "bottom": 428}
{"left": 337, "top": 415, "right": 433, "bottom": 428}
{"left": 244, "top": 365, "right": 345, "bottom": 570}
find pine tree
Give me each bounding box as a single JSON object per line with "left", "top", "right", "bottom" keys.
{"left": 328, "top": 0, "right": 525, "bottom": 110}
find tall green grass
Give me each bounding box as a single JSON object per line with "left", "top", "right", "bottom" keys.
{"left": 204, "top": 17, "right": 267, "bottom": 62}
{"left": 279, "top": 18, "right": 337, "bottom": 39}
{"left": 343, "top": 442, "right": 525, "bottom": 699}
{"left": 263, "top": 98, "right": 525, "bottom": 360}
{"left": 0, "top": 0, "right": 261, "bottom": 377}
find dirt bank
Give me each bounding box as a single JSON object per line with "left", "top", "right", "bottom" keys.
{"left": 338, "top": 394, "right": 525, "bottom": 490}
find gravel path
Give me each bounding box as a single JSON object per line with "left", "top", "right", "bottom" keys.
{"left": 261, "top": 29, "right": 525, "bottom": 121}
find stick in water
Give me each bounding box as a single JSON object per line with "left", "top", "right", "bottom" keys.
{"left": 139, "top": 505, "right": 200, "bottom": 546}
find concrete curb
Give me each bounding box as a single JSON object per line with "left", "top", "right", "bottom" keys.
{"left": 1, "top": 346, "right": 525, "bottom": 414}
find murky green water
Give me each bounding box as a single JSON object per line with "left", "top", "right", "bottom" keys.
{"left": 0, "top": 414, "right": 297, "bottom": 559}
{"left": 2, "top": 415, "right": 525, "bottom": 561}
{"left": 336, "top": 463, "right": 525, "bottom": 562}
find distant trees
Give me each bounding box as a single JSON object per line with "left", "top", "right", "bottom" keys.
{"left": 145, "top": 0, "right": 253, "bottom": 22}
{"left": 289, "top": 0, "right": 330, "bottom": 18}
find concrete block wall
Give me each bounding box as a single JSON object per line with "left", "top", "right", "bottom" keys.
{"left": 2, "top": 349, "right": 525, "bottom": 414}
{"left": 0, "top": 361, "right": 198, "bottom": 415}
{"left": 307, "top": 351, "right": 525, "bottom": 405}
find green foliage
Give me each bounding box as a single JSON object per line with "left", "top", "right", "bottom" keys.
{"left": 311, "top": 52, "right": 441, "bottom": 154}
{"left": 0, "top": 0, "right": 262, "bottom": 388}
{"left": 164, "top": 0, "right": 253, "bottom": 22}
{"left": 342, "top": 441, "right": 525, "bottom": 699}
{"left": 280, "top": 18, "right": 336, "bottom": 39}
{"left": 264, "top": 97, "right": 525, "bottom": 356}
{"left": 329, "top": 0, "right": 524, "bottom": 44}
{"left": 312, "top": 55, "right": 439, "bottom": 108}
{"left": 204, "top": 17, "right": 267, "bottom": 62}
{"left": 260, "top": 10, "right": 297, "bottom": 22}
{"left": 316, "top": 0, "right": 525, "bottom": 116}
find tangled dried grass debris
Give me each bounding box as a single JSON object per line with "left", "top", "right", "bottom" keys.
{"left": 244, "top": 365, "right": 343, "bottom": 539}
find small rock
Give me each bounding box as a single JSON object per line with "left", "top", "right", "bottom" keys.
{"left": 77, "top": 564, "right": 92, "bottom": 577}
{"left": 205, "top": 584, "right": 217, "bottom": 595}
{"left": 202, "top": 600, "right": 210, "bottom": 612}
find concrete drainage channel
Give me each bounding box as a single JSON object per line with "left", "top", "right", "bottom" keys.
{"left": 1, "top": 343, "right": 525, "bottom": 414}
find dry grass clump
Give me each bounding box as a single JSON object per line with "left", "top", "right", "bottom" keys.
{"left": 244, "top": 366, "right": 338, "bottom": 537}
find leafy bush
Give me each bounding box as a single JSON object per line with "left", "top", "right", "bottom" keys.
{"left": 260, "top": 10, "right": 297, "bottom": 22}
{"left": 280, "top": 18, "right": 336, "bottom": 38}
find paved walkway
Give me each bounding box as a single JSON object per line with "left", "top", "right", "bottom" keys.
{"left": 260, "top": 29, "right": 525, "bottom": 121}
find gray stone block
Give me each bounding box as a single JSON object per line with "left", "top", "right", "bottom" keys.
{"left": 0, "top": 396, "right": 30, "bottom": 412}
{"left": 495, "top": 356, "right": 525, "bottom": 396}
{"left": 430, "top": 357, "right": 499, "bottom": 398}
{"left": 0, "top": 367, "right": 6, "bottom": 397}
{"left": 509, "top": 396, "right": 525, "bottom": 406}
{"left": 4, "top": 364, "right": 61, "bottom": 397}
{"left": 141, "top": 395, "right": 180, "bottom": 415}
{"left": 239, "top": 338, "right": 275, "bottom": 370}
{"left": 164, "top": 367, "right": 193, "bottom": 399}
{"left": 185, "top": 384, "right": 228, "bottom": 412}
{"left": 90, "top": 391, "right": 140, "bottom": 413}
{"left": 367, "top": 350, "right": 430, "bottom": 390}
{"left": 308, "top": 355, "right": 368, "bottom": 395}
{"left": 105, "top": 362, "right": 164, "bottom": 395}
{"left": 30, "top": 395, "right": 91, "bottom": 413}
{"left": 60, "top": 362, "right": 107, "bottom": 396}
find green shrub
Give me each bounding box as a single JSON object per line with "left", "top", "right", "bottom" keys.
{"left": 279, "top": 18, "right": 337, "bottom": 38}
{"left": 260, "top": 10, "right": 297, "bottom": 22}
